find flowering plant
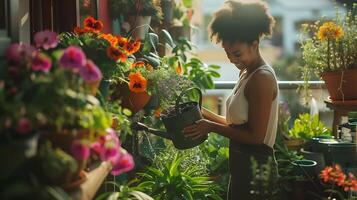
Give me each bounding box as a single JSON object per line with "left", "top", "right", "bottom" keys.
{"left": 0, "top": 30, "right": 110, "bottom": 137}
{"left": 319, "top": 164, "right": 357, "bottom": 199}
{"left": 300, "top": 4, "right": 357, "bottom": 81}
{"left": 59, "top": 16, "right": 141, "bottom": 81}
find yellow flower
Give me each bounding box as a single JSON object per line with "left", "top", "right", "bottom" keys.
{"left": 317, "top": 22, "right": 344, "bottom": 41}
{"left": 128, "top": 72, "right": 147, "bottom": 93}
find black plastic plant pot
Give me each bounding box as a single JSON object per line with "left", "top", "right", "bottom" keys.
{"left": 291, "top": 159, "right": 317, "bottom": 178}
{"left": 319, "top": 142, "right": 357, "bottom": 168}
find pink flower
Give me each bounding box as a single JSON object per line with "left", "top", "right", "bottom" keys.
{"left": 59, "top": 46, "right": 86, "bottom": 71}
{"left": 5, "top": 43, "right": 36, "bottom": 63}
{"left": 111, "top": 150, "right": 135, "bottom": 176}
{"left": 34, "top": 30, "right": 58, "bottom": 50}
{"left": 17, "top": 118, "right": 32, "bottom": 135}
{"left": 71, "top": 140, "right": 90, "bottom": 161}
{"left": 79, "top": 60, "right": 102, "bottom": 83}
{"left": 91, "top": 129, "right": 121, "bottom": 162}
{"left": 31, "top": 53, "right": 52, "bottom": 72}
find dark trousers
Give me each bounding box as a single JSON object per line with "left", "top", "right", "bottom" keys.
{"left": 227, "top": 141, "right": 278, "bottom": 200}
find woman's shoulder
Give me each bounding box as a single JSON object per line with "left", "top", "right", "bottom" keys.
{"left": 245, "top": 66, "right": 277, "bottom": 95}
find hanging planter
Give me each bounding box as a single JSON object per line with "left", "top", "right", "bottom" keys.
{"left": 111, "top": 82, "right": 151, "bottom": 114}
{"left": 321, "top": 68, "right": 357, "bottom": 101}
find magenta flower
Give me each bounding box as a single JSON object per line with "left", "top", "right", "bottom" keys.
{"left": 31, "top": 53, "right": 52, "bottom": 72}
{"left": 34, "top": 30, "right": 58, "bottom": 50}
{"left": 5, "top": 43, "right": 36, "bottom": 63}
{"left": 59, "top": 46, "right": 86, "bottom": 71}
{"left": 17, "top": 118, "right": 32, "bottom": 135}
{"left": 71, "top": 140, "right": 90, "bottom": 161}
{"left": 111, "top": 150, "right": 135, "bottom": 176}
{"left": 91, "top": 129, "right": 121, "bottom": 162}
{"left": 79, "top": 60, "right": 102, "bottom": 83}
{"left": 90, "top": 128, "right": 133, "bottom": 176}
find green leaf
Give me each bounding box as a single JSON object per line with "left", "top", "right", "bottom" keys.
{"left": 182, "top": 0, "right": 193, "bottom": 8}
{"left": 208, "top": 64, "right": 221, "bottom": 69}
{"left": 160, "top": 29, "right": 174, "bottom": 47}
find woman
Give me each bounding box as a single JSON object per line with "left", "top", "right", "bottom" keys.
{"left": 183, "top": 0, "right": 278, "bottom": 199}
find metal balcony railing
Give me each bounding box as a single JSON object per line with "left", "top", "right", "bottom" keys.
{"left": 213, "top": 81, "right": 326, "bottom": 90}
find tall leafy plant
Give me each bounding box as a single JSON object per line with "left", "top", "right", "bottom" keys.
{"left": 136, "top": 153, "right": 222, "bottom": 200}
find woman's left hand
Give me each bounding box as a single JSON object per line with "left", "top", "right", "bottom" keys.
{"left": 183, "top": 119, "right": 212, "bottom": 140}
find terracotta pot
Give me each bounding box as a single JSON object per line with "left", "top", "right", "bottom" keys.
{"left": 62, "top": 170, "right": 87, "bottom": 190}
{"left": 169, "top": 25, "right": 191, "bottom": 41}
{"left": 40, "top": 129, "right": 89, "bottom": 153}
{"left": 111, "top": 82, "right": 151, "bottom": 114}
{"left": 321, "top": 69, "right": 357, "bottom": 101}
{"left": 284, "top": 139, "right": 305, "bottom": 151}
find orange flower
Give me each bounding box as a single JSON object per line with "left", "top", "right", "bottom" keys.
{"left": 128, "top": 72, "right": 147, "bottom": 93}
{"left": 83, "top": 16, "right": 103, "bottom": 33}
{"left": 74, "top": 26, "right": 88, "bottom": 35}
{"left": 99, "top": 33, "right": 118, "bottom": 46}
{"left": 146, "top": 63, "right": 154, "bottom": 72}
{"left": 317, "top": 22, "right": 343, "bottom": 41}
{"left": 131, "top": 61, "right": 145, "bottom": 69}
{"left": 343, "top": 173, "right": 357, "bottom": 192}
{"left": 176, "top": 61, "right": 183, "bottom": 75}
{"left": 154, "top": 108, "right": 162, "bottom": 118}
{"left": 320, "top": 164, "right": 346, "bottom": 186}
{"left": 117, "top": 36, "right": 128, "bottom": 48}
{"left": 107, "top": 46, "right": 126, "bottom": 62}
{"left": 125, "top": 40, "right": 141, "bottom": 54}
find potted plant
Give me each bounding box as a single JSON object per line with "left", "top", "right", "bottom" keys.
{"left": 59, "top": 16, "right": 142, "bottom": 99}
{"left": 300, "top": 3, "right": 357, "bottom": 101}
{"left": 108, "top": 0, "right": 163, "bottom": 40}
{"left": 285, "top": 113, "right": 331, "bottom": 151}
{"left": 169, "top": 0, "right": 194, "bottom": 41}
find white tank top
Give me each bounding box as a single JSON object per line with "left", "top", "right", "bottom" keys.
{"left": 225, "top": 65, "right": 279, "bottom": 147}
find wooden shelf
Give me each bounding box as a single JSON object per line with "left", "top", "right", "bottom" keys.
{"left": 70, "top": 161, "right": 112, "bottom": 200}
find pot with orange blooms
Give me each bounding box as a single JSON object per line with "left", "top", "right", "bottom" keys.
{"left": 59, "top": 16, "right": 141, "bottom": 98}
{"left": 318, "top": 164, "right": 357, "bottom": 199}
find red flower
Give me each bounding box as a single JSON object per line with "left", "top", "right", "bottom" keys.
{"left": 343, "top": 173, "right": 357, "bottom": 192}
{"left": 74, "top": 26, "right": 88, "bottom": 35}
{"left": 106, "top": 46, "right": 126, "bottom": 62}
{"left": 320, "top": 164, "right": 346, "bottom": 186}
{"left": 117, "top": 36, "right": 128, "bottom": 48}
{"left": 83, "top": 16, "right": 103, "bottom": 33}
{"left": 124, "top": 40, "right": 141, "bottom": 54}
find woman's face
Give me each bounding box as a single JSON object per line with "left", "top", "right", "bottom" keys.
{"left": 222, "top": 40, "right": 259, "bottom": 71}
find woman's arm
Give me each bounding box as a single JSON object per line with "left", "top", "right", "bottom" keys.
{"left": 184, "top": 71, "right": 276, "bottom": 144}
{"left": 201, "top": 107, "right": 227, "bottom": 125}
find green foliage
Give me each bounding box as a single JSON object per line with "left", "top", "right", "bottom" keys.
{"left": 136, "top": 153, "right": 223, "bottom": 200}
{"left": 199, "top": 134, "right": 229, "bottom": 198}
{"left": 59, "top": 32, "right": 128, "bottom": 81}
{"left": 299, "top": 3, "right": 357, "bottom": 98}
{"left": 108, "top": 0, "right": 162, "bottom": 20}
{"left": 37, "top": 142, "right": 78, "bottom": 183}
{"left": 96, "top": 181, "right": 154, "bottom": 200}
{"left": 250, "top": 157, "right": 278, "bottom": 199}
{"left": 288, "top": 113, "right": 331, "bottom": 139}
{"left": 168, "top": 38, "right": 221, "bottom": 91}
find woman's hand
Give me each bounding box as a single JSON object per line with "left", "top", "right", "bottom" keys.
{"left": 183, "top": 119, "right": 213, "bottom": 140}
